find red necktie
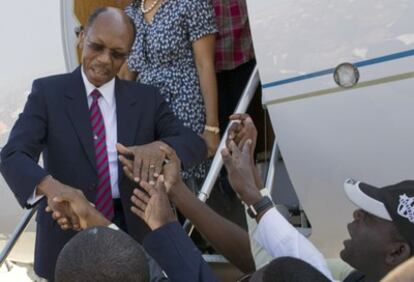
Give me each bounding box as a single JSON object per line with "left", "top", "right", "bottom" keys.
{"left": 89, "top": 89, "right": 114, "bottom": 220}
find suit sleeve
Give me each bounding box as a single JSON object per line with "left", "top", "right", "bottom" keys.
{"left": 0, "top": 79, "right": 49, "bottom": 207}
{"left": 152, "top": 88, "right": 207, "bottom": 169}
{"left": 143, "top": 221, "right": 218, "bottom": 282}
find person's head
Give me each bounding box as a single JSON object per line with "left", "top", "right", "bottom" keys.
{"left": 340, "top": 179, "right": 414, "bottom": 280}
{"left": 248, "top": 257, "right": 330, "bottom": 282}
{"left": 55, "top": 226, "right": 149, "bottom": 282}
{"left": 79, "top": 7, "right": 135, "bottom": 87}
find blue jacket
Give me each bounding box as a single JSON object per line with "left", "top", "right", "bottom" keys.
{"left": 144, "top": 222, "right": 219, "bottom": 282}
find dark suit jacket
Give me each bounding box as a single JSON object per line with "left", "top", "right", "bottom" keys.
{"left": 0, "top": 67, "right": 206, "bottom": 280}
{"left": 144, "top": 222, "right": 218, "bottom": 282}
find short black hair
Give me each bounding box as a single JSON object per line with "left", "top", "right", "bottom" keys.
{"left": 85, "top": 7, "right": 137, "bottom": 42}
{"left": 262, "top": 257, "right": 330, "bottom": 282}
{"left": 55, "top": 226, "right": 149, "bottom": 282}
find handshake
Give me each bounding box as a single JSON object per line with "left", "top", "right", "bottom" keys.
{"left": 44, "top": 113, "right": 261, "bottom": 232}
{"left": 45, "top": 144, "right": 182, "bottom": 231}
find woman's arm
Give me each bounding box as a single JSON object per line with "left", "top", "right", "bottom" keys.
{"left": 118, "top": 61, "right": 138, "bottom": 81}
{"left": 193, "top": 34, "right": 220, "bottom": 157}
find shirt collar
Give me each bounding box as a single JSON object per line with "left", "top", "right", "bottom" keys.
{"left": 81, "top": 66, "right": 116, "bottom": 107}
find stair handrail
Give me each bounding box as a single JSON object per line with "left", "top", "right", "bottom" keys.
{"left": 0, "top": 202, "right": 39, "bottom": 267}
{"left": 197, "top": 65, "right": 260, "bottom": 203}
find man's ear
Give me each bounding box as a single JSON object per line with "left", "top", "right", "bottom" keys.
{"left": 78, "top": 30, "right": 85, "bottom": 50}
{"left": 385, "top": 241, "right": 411, "bottom": 267}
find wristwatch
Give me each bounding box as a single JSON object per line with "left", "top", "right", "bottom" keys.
{"left": 246, "top": 196, "right": 274, "bottom": 219}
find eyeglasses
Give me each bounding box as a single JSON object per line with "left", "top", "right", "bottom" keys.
{"left": 85, "top": 38, "right": 129, "bottom": 61}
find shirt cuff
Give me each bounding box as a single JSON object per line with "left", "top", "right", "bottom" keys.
{"left": 253, "top": 207, "right": 293, "bottom": 247}
{"left": 26, "top": 187, "right": 44, "bottom": 207}
{"left": 108, "top": 223, "right": 120, "bottom": 231}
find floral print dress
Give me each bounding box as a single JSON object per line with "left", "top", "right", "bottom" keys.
{"left": 125, "top": 0, "right": 217, "bottom": 179}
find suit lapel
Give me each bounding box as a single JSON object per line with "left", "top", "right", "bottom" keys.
{"left": 115, "top": 78, "right": 140, "bottom": 180}
{"left": 65, "top": 67, "right": 96, "bottom": 171}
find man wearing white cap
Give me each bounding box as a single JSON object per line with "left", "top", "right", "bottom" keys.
{"left": 222, "top": 114, "right": 414, "bottom": 282}
{"left": 340, "top": 179, "right": 414, "bottom": 281}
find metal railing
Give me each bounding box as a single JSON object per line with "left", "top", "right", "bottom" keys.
{"left": 197, "top": 65, "right": 260, "bottom": 203}
{"left": 184, "top": 66, "right": 260, "bottom": 232}
{"left": 264, "top": 141, "right": 279, "bottom": 195}
{"left": 0, "top": 203, "right": 39, "bottom": 267}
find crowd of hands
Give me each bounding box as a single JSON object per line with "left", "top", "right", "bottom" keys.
{"left": 43, "top": 113, "right": 265, "bottom": 233}
{"left": 38, "top": 113, "right": 414, "bottom": 282}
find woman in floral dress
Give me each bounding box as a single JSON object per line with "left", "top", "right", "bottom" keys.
{"left": 120, "top": 0, "right": 219, "bottom": 182}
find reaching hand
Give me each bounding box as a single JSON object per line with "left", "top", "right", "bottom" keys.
{"left": 38, "top": 176, "right": 81, "bottom": 230}
{"left": 226, "top": 113, "right": 263, "bottom": 188}
{"left": 130, "top": 176, "right": 177, "bottom": 230}
{"left": 202, "top": 130, "right": 220, "bottom": 158}
{"left": 221, "top": 140, "right": 261, "bottom": 206}
{"left": 158, "top": 145, "right": 182, "bottom": 194}
{"left": 227, "top": 114, "right": 257, "bottom": 159}
{"left": 46, "top": 188, "right": 110, "bottom": 230}
{"left": 117, "top": 141, "right": 169, "bottom": 183}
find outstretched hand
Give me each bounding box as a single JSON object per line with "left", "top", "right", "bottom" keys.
{"left": 46, "top": 188, "right": 110, "bottom": 230}
{"left": 221, "top": 139, "right": 261, "bottom": 206}
{"left": 38, "top": 176, "right": 81, "bottom": 230}
{"left": 226, "top": 113, "right": 263, "bottom": 188}
{"left": 119, "top": 143, "right": 184, "bottom": 195}
{"left": 117, "top": 142, "right": 169, "bottom": 184}
{"left": 158, "top": 145, "right": 182, "bottom": 194}
{"left": 227, "top": 113, "right": 257, "bottom": 159}
{"left": 130, "top": 175, "right": 177, "bottom": 230}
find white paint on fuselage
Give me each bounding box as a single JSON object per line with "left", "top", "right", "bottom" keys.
{"left": 0, "top": 0, "right": 65, "bottom": 235}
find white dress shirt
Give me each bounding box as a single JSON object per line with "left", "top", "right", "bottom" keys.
{"left": 246, "top": 189, "right": 273, "bottom": 270}
{"left": 253, "top": 207, "right": 334, "bottom": 281}
{"left": 28, "top": 68, "right": 120, "bottom": 204}
{"left": 81, "top": 68, "right": 120, "bottom": 199}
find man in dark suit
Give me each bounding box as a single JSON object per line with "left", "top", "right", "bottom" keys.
{"left": 0, "top": 7, "right": 206, "bottom": 281}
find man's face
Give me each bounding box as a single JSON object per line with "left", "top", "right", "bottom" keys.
{"left": 340, "top": 209, "right": 397, "bottom": 271}
{"left": 79, "top": 12, "right": 133, "bottom": 87}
